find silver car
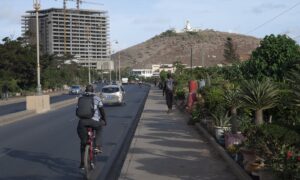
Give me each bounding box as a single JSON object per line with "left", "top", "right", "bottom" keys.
{"left": 100, "top": 85, "right": 125, "bottom": 105}
{"left": 69, "top": 85, "right": 82, "bottom": 95}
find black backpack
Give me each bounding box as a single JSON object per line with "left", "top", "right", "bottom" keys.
{"left": 76, "top": 94, "right": 95, "bottom": 119}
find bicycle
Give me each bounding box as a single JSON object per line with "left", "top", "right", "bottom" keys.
{"left": 83, "top": 127, "right": 97, "bottom": 179}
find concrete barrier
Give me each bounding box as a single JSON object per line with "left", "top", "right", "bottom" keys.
{"left": 26, "top": 95, "right": 50, "bottom": 113}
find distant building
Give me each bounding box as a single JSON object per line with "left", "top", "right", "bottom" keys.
{"left": 175, "top": 20, "right": 200, "bottom": 33}
{"left": 131, "top": 69, "right": 153, "bottom": 78}
{"left": 159, "top": 64, "right": 175, "bottom": 73}
{"left": 131, "top": 64, "right": 177, "bottom": 78}
{"left": 22, "top": 8, "right": 110, "bottom": 69}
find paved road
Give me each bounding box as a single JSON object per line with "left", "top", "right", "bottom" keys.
{"left": 0, "top": 84, "right": 149, "bottom": 180}
{"left": 0, "top": 94, "right": 77, "bottom": 116}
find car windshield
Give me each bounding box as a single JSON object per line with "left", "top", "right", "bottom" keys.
{"left": 102, "top": 87, "right": 119, "bottom": 93}
{"left": 71, "top": 86, "right": 80, "bottom": 89}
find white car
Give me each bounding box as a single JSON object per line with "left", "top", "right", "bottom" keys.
{"left": 100, "top": 85, "right": 125, "bottom": 105}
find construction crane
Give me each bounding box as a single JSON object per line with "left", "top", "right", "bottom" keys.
{"left": 54, "top": 0, "right": 103, "bottom": 54}
{"left": 73, "top": 0, "right": 104, "bottom": 9}
{"left": 54, "top": 0, "right": 103, "bottom": 11}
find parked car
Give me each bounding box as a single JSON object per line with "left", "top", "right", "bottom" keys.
{"left": 69, "top": 85, "right": 82, "bottom": 95}
{"left": 100, "top": 85, "right": 125, "bottom": 105}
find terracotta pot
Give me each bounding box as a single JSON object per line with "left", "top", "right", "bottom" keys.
{"left": 240, "top": 148, "right": 257, "bottom": 173}
{"left": 258, "top": 168, "right": 279, "bottom": 180}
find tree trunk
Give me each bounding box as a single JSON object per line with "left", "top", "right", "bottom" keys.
{"left": 230, "top": 107, "right": 238, "bottom": 134}
{"left": 255, "top": 109, "right": 264, "bottom": 125}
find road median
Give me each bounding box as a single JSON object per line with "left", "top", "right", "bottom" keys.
{"left": 0, "top": 97, "right": 77, "bottom": 126}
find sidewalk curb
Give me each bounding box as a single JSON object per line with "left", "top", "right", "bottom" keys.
{"left": 0, "top": 110, "right": 37, "bottom": 126}
{"left": 174, "top": 102, "right": 252, "bottom": 180}
{"left": 97, "top": 85, "right": 151, "bottom": 180}
{"left": 194, "top": 123, "right": 252, "bottom": 180}
{"left": 0, "top": 98, "right": 77, "bottom": 126}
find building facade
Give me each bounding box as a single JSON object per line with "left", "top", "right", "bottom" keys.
{"left": 131, "top": 64, "right": 179, "bottom": 78}
{"left": 131, "top": 69, "right": 153, "bottom": 78}
{"left": 22, "top": 8, "right": 111, "bottom": 69}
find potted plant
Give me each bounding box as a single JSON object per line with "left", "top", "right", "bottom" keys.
{"left": 188, "top": 105, "right": 201, "bottom": 125}
{"left": 227, "top": 144, "right": 241, "bottom": 162}
{"left": 211, "top": 110, "right": 231, "bottom": 144}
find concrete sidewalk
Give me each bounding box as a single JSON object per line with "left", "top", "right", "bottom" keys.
{"left": 119, "top": 87, "right": 238, "bottom": 180}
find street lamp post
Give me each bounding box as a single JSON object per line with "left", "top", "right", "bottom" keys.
{"left": 109, "top": 61, "right": 112, "bottom": 83}
{"left": 34, "top": 0, "right": 42, "bottom": 95}
{"left": 113, "top": 40, "right": 121, "bottom": 82}
{"left": 88, "top": 40, "right": 91, "bottom": 84}
{"left": 86, "top": 26, "right": 91, "bottom": 84}
{"left": 115, "top": 60, "right": 117, "bottom": 81}
{"left": 118, "top": 51, "right": 121, "bottom": 82}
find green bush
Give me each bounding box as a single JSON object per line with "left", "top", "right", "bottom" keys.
{"left": 242, "top": 124, "right": 300, "bottom": 179}
{"left": 175, "top": 88, "right": 185, "bottom": 100}
{"left": 204, "top": 86, "right": 225, "bottom": 112}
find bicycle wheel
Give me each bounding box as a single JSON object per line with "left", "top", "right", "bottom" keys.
{"left": 84, "top": 145, "right": 92, "bottom": 179}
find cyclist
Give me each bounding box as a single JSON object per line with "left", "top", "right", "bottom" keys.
{"left": 76, "top": 84, "right": 107, "bottom": 169}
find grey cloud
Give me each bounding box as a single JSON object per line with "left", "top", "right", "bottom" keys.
{"left": 252, "top": 3, "right": 286, "bottom": 14}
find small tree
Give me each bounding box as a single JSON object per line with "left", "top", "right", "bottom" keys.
{"left": 224, "top": 87, "right": 241, "bottom": 133}
{"left": 239, "top": 79, "right": 280, "bottom": 125}
{"left": 224, "top": 37, "right": 240, "bottom": 63}
{"left": 242, "top": 34, "right": 300, "bottom": 81}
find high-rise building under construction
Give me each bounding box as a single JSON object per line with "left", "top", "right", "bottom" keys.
{"left": 22, "top": 8, "right": 111, "bottom": 69}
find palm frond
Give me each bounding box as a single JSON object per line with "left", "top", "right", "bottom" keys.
{"left": 239, "top": 79, "right": 280, "bottom": 110}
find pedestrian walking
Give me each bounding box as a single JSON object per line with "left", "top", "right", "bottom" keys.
{"left": 1, "top": 83, "right": 9, "bottom": 100}
{"left": 163, "top": 73, "right": 175, "bottom": 113}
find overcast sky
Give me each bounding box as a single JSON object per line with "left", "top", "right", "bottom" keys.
{"left": 0, "top": 0, "right": 300, "bottom": 51}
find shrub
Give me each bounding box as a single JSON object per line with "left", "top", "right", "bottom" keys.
{"left": 242, "top": 124, "right": 300, "bottom": 179}
{"left": 204, "top": 86, "right": 225, "bottom": 112}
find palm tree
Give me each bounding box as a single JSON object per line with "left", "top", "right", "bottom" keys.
{"left": 224, "top": 87, "right": 241, "bottom": 133}
{"left": 239, "top": 79, "right": 280, "bottom": 125}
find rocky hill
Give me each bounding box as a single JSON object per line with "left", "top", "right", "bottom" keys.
{"left": 112, "top": 29, "right": 261, "bottom": 69}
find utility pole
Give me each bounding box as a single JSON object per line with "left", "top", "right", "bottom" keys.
{"left": 201, "top": 48, "right": 204, "bottom": 67}
{"left": 34, "top": 0, "right": 42, "bottom": 95}
{"left": 190, "top": 47, "right": 193, "bottom": 75}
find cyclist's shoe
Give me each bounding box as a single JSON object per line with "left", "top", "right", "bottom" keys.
{"left": 90, "top": 162, "right": 95, "bottom": 169}
{"left": 94, "top": 146, "right": 103, "bottom": 154}
{"left": 79, "top": 163, "right": 84, "bottom": 170}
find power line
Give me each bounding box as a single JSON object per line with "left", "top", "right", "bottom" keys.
{"left": 247, "top": 2, "right": 300, "bottom": 34}
{"left": 293, "top": 34, "right": 300, "bottom": 39}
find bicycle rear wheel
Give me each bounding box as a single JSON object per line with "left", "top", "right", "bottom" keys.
{"left": 84, "top": 145, "right": 93, "bottom": 179}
